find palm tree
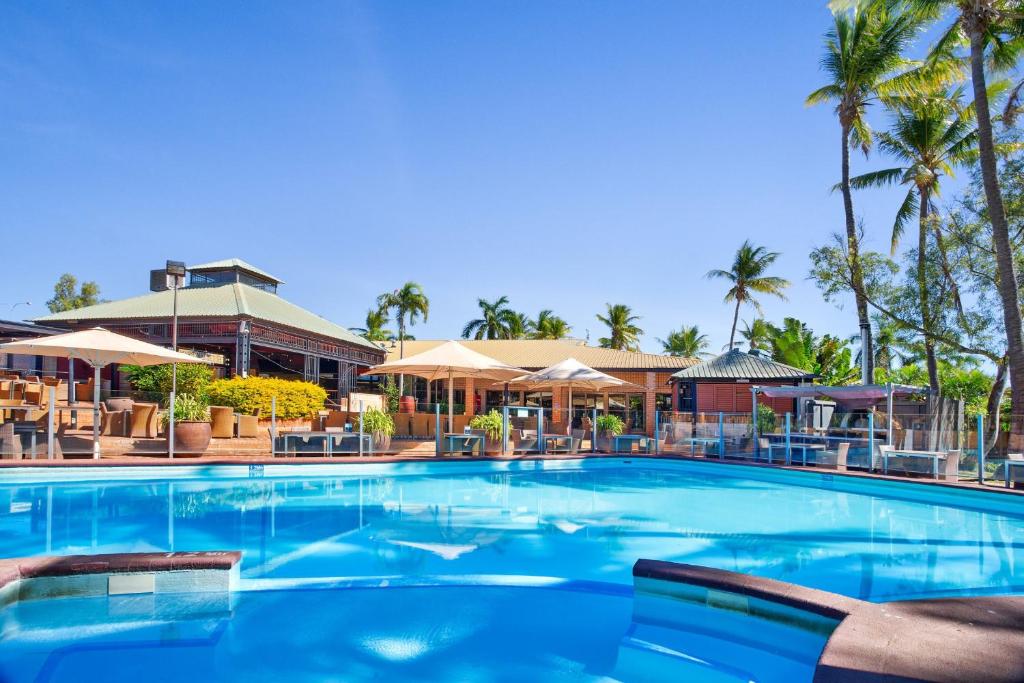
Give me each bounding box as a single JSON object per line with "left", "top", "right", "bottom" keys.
{"left": 462, "top": 296, "right": 519, "bottom": 340}
{"left": 658, "top": 325, "right": 709, "bottom": 357}
{"left": 531, "top": 310, "right": 572, "bottom": 339}
{"left": 739, "top": 318, "right": 774, "bottom": 352}
{"left": 849, "top": 88, "right": 977, "bottom": 390}
{"left": 770, "top": 318, "right": 816, "bottom": 371}
{"left": 353, "top": 307, "right": 392, "bottom": 343}
{"left": 913, "top": 0, "right": 1024, "bottom": 440}
{"left": 507, "top": 311, "right": 531, "bottom": 340}
{"left": 377, "top": 282, "right": 430, "bottom": 393}
{"left": 596, "top": 304, "right": 643, "bottom": 351}
{"left": 807, "top": 1, "right": 923, "bottom": 384}
{"left": 706, "top": 241, "right": 790, "bottom": 350}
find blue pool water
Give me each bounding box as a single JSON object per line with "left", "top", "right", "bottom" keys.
{"left": 0, "top": 458, "right": 1022, "bottom": 682}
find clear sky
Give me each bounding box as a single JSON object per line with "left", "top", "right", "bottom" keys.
{"left": 2, "top": 1, "right": 934, "bottom": 352}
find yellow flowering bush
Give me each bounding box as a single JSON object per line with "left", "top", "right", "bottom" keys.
{"left": 205, "top": 376, "right": 326, "bottom": 419}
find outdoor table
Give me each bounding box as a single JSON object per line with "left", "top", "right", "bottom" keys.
{"left": 0, "top": 403, "right": 35, "bottom": 422}
{"left": 688, "top": 437, "right": 720, "bottom": 456}
{"left": 884, "top": 448, "right": 944, "bottom": 478}
{"left": 543, "top": 434, "right": 574, "bottom": 453}
{"left": 443, "top": 433, "right": 483, "bottom": 456}
{"left": 1004, "top": 460, "right": 1024, "bottom": 488}
{"left": 613, "top": 434, "right": 646, "bottom": 454}
{"left": 327, "top": 432, "right": 372, "bottom": 457}
{"left": 788, "top": 442, "right": 827, "bottom": 466}
{"left": 12, "top": 422, "right": 40, "bottom": 459}
{"left": 280, "top": 431, "right": 330, "bottom": 456}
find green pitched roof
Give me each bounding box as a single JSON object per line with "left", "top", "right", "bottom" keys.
{"left": 670, "top": 349, "right": 815, "bottom": 381}
{"left": 189, "top": 259, "right": 283, "bottom": 284}
{"left": 34, "top": 283, "right": 378, "bottom": 350}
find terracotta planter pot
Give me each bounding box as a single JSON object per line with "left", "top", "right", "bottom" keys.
{"left": 372, "top": 432, "right": 392, "bottom": 452}
{"left": 484, "top": 435, "right": 503, "bottom": 455}
{"left": 399, "top": 396, "right": 416, "bottom": 414}
{"left": 597, "top": 430, "right": 618, "bottom": 452}
{"left": 174, "top": 421, "right": 212, "bottom": 455}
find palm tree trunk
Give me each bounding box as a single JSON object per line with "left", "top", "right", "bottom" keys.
{"left": 918, "top": 189, "right": 939, "bottom": 392}
{"left": 728, "top": 299, "right": 741, "bottom": 350}
{"left": 398, "top": 318, "right": 405, "bottom": 396}
{"left": 840, "top": 122, "right": 874, "bottom": 383}
{"left": 968, "top": 23, "right": 1024, "bottom": 446}
{"left": 984, "top": 358, "right": 1008, "bottom": 457}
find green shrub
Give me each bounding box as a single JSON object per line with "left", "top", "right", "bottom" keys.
{"left": 756, "top": 404, "right": 777, "bottom": 435}
{"left": 361, "top": 407, "right": 395, "bottom": 436}
{"left": 163, "top": 393, "right": 210, "bottom": 426}
{"left": 205, "top": 376, "right": 327, "bottom": 419}
{"left": 596, "top": 414, "right": 625, "bottom": 435}
{"left": 122, "top": 363, "right": 212, "bottom": 398}
{"left": 469, "top": 410, "right": 504, "bottom": 441}
{"left": 379, "top": 375, "right": 400, "bottom": 413}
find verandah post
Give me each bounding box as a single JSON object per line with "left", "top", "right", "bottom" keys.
{"left": 718, "top": 412, "right": 724, "bottom": 460}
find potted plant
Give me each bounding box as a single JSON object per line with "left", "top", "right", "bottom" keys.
{"left": 596, "top": 414, "right": 625, "bottom": 452}
{"left": 469, "top": 410, "right": 504, "bottom": 454}
{"left": 164, "top": 393, "right": 212, "bottom": 455}
{"left": 361, "top": 407, "right": 395, "bottom": 451}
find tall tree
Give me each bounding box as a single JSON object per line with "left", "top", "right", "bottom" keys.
{"left": 462, "top": 296, "right": 518, "bottom": 340}
{"left": 507, "top": 311, "right": 531, "bottom": 340}
{"left": 596, "top": 304, "right": 643, "bottom": 351}
{"left": 46, "top": 273, "right": 101, "bottom": 313}
{"left": 706, "top": 241, "right": 790, "bottom": 349}
{"left": 531, "top": 310, "right": 572, "bottom": 339}
{"left": 807, "top": 1, "right": 923, "bottom": 383}
{"left": 352, "top": 307, "right": 393, "bottom": 343}
{"left": 377, "top": 282, "right": 430, "bottom": 393}
{"left": 916, "top": 0, "right": 1024, "bottom": 441}
{"left": 658, "top": 325, "right": 709, "bottom": 357}
{"left": 849, "top": 87, "right": 978, "bottom": 389}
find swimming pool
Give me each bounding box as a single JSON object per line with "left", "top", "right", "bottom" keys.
{"left": 0, "top": 457, "right": 1022, "bottom": 681}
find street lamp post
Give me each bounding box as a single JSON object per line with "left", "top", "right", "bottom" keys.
{"left": 165, "top": 260, "right": 186, "bottom": 459}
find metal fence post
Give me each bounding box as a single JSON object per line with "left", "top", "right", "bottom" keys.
{"left": 168, "top": 390, "right": 176, "bottom": 460}
{"left": 358, "top": 400, "right": 365, "bottom": 458}
{"left": 502, "top": 406, "right": 510, "bottom": 455}
{"left": 654, "top": 410, "right": 660, "bottom": 455}
{"left": 785, "top": 412, "right": 791, "bottom": 466}
{"left": 435, "top": 403, "right": 441, "bottom": 457}
{"left": 537, "top": 407, "right": 544, "bottom": 454}
{"left": 868, "top": 412, "right": 875, "bottom": 473}
{"left": 977, "top": 413, "right": 985, "bottom": 485}
{"left": 718, "top": 412, "right": 725, "bottom": 460}
{"left": 270, "top": 396, "right": 277, "bottom": 457}
{"left": 592, "top": 408, "right": 598, "bottom": 453}
{"left": 47, "top": 386, "right": 56, "bottom": 460}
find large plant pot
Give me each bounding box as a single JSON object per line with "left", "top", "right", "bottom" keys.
{"left": 399, "top": 396, "right": 416, "bottom": 414}
{"left": 174, "top": 421, "right": 212, "bottom": 455}
{"left": 596, "top": 430, "right": 618, "bottom": 453}
{"left": 372, "top": 431, "right": 392, "bottom": 452}
{"left": 484, "top": 435, "right": 503, "bottom": 455}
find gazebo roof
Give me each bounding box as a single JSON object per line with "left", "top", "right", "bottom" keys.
{"left": 34, "top": 282, "right": 379, "bottom": 351}
{"left": 188, "top": 258, "right": 284, "bottom": 284}
{"left": 669, "top": 349, "right": 815, "bottom": 382}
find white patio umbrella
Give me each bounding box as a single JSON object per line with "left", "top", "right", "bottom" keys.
{"left": 366, "top": 340, "right": 525, "bottom": 428}
{"left": 509, "top": 357, "right": 641, "bottom": 433}
{"left": 0, "top": 327, "right": 209, "bottom": 458}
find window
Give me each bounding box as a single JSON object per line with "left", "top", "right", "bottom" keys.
{"left": 677, "top": 381, "right": 696, "bottom": 413}
{"left": 655, "top": 393, "right": 673, "bottom": 413}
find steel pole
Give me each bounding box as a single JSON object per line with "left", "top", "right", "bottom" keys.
{"left": 47, "top": 386, "right": 55, "bottom": 459}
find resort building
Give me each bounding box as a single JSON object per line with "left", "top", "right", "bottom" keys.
{"left": 668, "top": 349, "right": 815, "bottom": 415}
{"left": 0, "top": 319, "right": 68, "bottom": 379}
{"left": 379, "top": 339, "right": 697, "bottom": 435}
{"left": 34, "top": 259, "right": 384, "bottom": 401}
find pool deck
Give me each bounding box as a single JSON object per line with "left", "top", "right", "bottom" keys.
{"left": 1, "top": 450, "right": 1021, "bottom": 497}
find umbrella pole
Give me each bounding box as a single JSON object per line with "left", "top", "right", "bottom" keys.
{"left": 92, "top": 365, "right": 101, "bottom": 459}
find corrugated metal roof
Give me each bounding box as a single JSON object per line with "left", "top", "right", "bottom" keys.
{"left": 34, "top": 283, "right": 378, "bottom": 350}
{"left": 384, "top": 339, "right": 697, "bottom": 371}
{"left": 188, "top": 259, "right": 283, "bottom": 284}
{"left": 669, "top": 349, "right": 815, "bottom": 381}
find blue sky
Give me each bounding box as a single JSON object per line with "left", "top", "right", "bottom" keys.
{"left": 1, "top": 1, "right": 943, "bottom": 352}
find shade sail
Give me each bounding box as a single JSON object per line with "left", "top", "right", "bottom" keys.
{"left": 0, "top": 328, "right": 206, "bottom": 367}
{"left": 366, "top": 340, "right": 525, "bottom": 382}
{"left": 509, "top": 358, "right": 639, "bottom": 391}
{"left": 753, "top": 384, "right": 925, "bottom": 402}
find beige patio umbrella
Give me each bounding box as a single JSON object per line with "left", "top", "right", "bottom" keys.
{"left": 509, "top": 357, "right": 641, "bottom": 433}
{"left": 0, "top": 327, "right": 209, "bottom": 458}
{"left": 366, "top": 340, "right": 525, "bottom": 428}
